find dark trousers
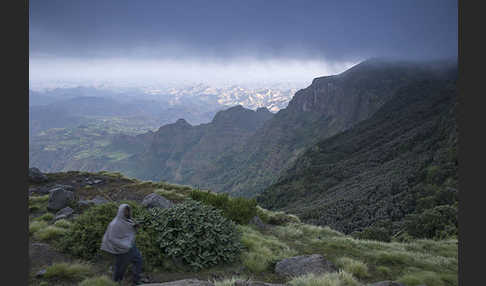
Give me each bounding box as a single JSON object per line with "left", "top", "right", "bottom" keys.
{"left": 113, "top": 244, "right": 143, "bottom": 283}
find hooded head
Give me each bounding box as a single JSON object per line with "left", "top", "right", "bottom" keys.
{"left": 116, "top": 204, "right": 132, "bottom": 221}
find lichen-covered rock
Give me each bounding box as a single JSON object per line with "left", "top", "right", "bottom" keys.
{"left": 47, "top": 187, "right": 74, "bottom": 212}
{"left": 142, "top": 193, "right": 173, "bottom": 209}
{"left": 54, "top": 207, "right": 74, "bottom": 220}
{"left": 275, "top": 254, "right": 337, "bottom": 278}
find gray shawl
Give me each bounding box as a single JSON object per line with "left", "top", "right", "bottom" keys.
{"left": 100, "top": 204, "right": 136, "bottom": 254}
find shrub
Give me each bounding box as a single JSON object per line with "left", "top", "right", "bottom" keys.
{"left": 79, "top": 275, "right": 118, "bottom": 286}
{"left": 190, "top": 190, "right": 257, "bottom": 225}
{"left": 404, "top": 205, "right": 457, "bottom": 239}
{"left": 136, "top": 200, "right": 242, "bottom": 270}
{"left": 288, "top": 270, "right": 359, "bottom": 286}
{"left": 54, "top": 219, "right": 72, "bottom": 229}
{"left": 59, "top": 201, "right": 152, "bottom": 262}
{"left": 335, "top": 257, "right": 369, "bottom": 279}
{"left": 43, "top": 262, "right": 92, "bottom": 281}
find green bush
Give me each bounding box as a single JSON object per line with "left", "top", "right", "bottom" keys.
{"left": 54, "top": 219, "right": 72, "bottom": 229}
{"left": 59, "top": 201, "right": 154, "bottom": 263}
{"left": 190, "top": 190, "right": 257, "bottom": 225}
{"left": 137, "top": 200, "right": 242, "bottom": 270}
{"left": 404, "top": 205, "right": 457, "bottom": 239}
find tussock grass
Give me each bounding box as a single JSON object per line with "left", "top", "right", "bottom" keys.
{"left": 256, "top": 206, "right": 300, "bottom": 225}
{"left": 273, "top": 223, "right": 344, "bottom": 241}
{"left": 34, "top": 225, "right": 68, "bottom": 242}
{"left": 213, "top": 276, "right": 248, "bottom": 286}
{"left": 335, "top": 257, "right": 369, "bottom": 279}
{"left": 43, "top": 262, "right": 93, "bottom": 281}
{"left": 54, "top": 219, "right": 72, "bottom": 229}
{"left": 238, "top": 225, "right": 297, "bottom": 272}
{"left": 398, "top": 270, "right": 446, "bottom": 286}
{"left": 34, "top": 212, "right": 54, "bottom": 222}
{"left": 78, "top": 275, "right": 117, "bottom": 286}
{"left": 288, "top": 271, "right": 359, "bottom": 286}
{"left": 29, "top": 220, "right": 48, "bottom": 235}
{"left": 154, "top": 188, "right": 189, "bottom": 202}
{"left": 29, "top": 195, "right": 49, "bottom": 212}
{"left": 96, "top": 170, "right": 136, "bottom": 181}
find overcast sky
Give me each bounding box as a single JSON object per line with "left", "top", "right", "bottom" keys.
{"left": 29, "top": 0, "right": 457, "bottom": 87}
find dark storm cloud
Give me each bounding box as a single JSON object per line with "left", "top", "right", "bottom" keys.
{"left": 29, "top": 0, "right": 457, "bottom": 61}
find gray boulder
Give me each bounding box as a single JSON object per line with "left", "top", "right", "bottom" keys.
{"left": 142, "top": 193, "right": 173, "bottom": 209}
{"left": 139, "top": 279, "right": 214, "bottom": 286}
{"left": 275, "top": 254, "right": 337, "bottom": 278}
{"left": 47, "top": 187, "right": 75, "bottom": 212}
{"left": 29, "top": 187, "right": 50, "bottom": 195}
{"left": 367, "top": 282, "right": 408, "bottom": 286}
{"left": 29, "top": 168, "right": 48, "bottom": 183}
{"left": 54, "top": 207, "right": 74, "bottom": 220}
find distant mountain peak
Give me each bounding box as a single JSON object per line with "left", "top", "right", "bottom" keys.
{"left": 174, "top": 118, "right": 191, "bottom": 126}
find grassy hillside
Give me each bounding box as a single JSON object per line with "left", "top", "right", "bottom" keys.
{"left": 29, "top": 171, "right": 457, "bottom": 286}
{"left": 257, "top": 76, "right": 458, "bottom": 239}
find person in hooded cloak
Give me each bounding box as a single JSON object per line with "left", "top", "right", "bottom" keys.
{"left": 100, "top": 204, "right": 144, "bottom": 285}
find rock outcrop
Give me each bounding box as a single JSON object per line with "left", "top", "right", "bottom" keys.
{"left": 54, "top": 207, "right": 74, "bottom": 220}
{"left": 47, "top": 186, "right": 75, "bottom": 212}
{"left": 142, "top": 193, "right": 173, "bottom": 209}
{"left": 274, "top": 254, "right": 337, "bottom": 278}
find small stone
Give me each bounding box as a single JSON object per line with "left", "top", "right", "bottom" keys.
{"left": 36, "top": 269, "right": 46, "bottom": 277}
{"left": 54, "top": 207, "right": 74, "bottom": 220}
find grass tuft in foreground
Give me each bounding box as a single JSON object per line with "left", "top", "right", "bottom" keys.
{"left": 288, "top": 270, "right": 359, "bottom": 286}
{"left": 238, "top": 225, "right": 297, "bottom": 272}
{"left": 79, "top": 275, "right": 118, "bottom": 286}
{"left": 43, "top": 262, "right": 93, "bottom": 281}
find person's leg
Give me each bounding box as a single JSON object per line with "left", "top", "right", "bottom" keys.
{"left": 113, "top": 252, "right": 130, "bottom": 282}
{"left": 130, "top": 245, "right": 143, "bottom": 283}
